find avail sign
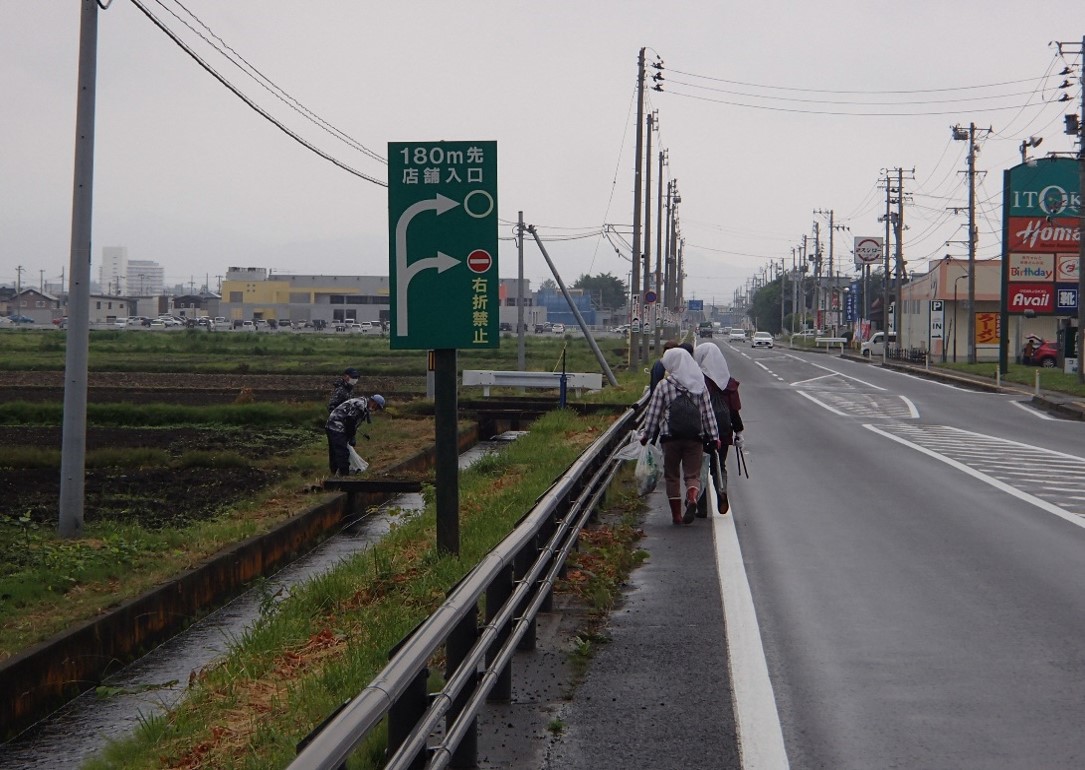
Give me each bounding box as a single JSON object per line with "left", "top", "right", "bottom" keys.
{"left": 1007, "top": 283, "right": 1054, "bottom": 313}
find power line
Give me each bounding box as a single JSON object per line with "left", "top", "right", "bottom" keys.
{"left": 157, "top": 0, "right": 387, "bottom": 165}
{"left": 667, "top": 67, "right": 1055, "bottom": 95}
{"left": 127, "top": 0, "right": 387, "bottom": 187}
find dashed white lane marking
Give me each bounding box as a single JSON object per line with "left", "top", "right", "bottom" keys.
{"left": 711, "top": 488, "right": 790, "bottom": 770}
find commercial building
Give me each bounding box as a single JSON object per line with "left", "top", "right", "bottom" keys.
{"left": 217, "top": 267, "right": 539, "bottom": 328}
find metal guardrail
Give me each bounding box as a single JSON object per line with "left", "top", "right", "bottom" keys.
{"left": 289, "top": 400, "right": 644, "bottom": 770}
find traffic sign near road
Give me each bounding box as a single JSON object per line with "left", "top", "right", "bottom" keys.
{"left": 388, "top": 141, "right": 498, "bottom": 349}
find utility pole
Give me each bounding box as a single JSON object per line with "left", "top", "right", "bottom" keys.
{"left": 882, "top": 172, "right": 892, "bottom": 343}
{"left": 952, "top": 125, "right": 986, "bottom": 363}
{"left": 628, "top": 47, "right": 645, "bottom": 368}
{"left": 59, "top": 0, "right": 99, "bottom": 538}
{"left": 517, "top": 211, "right": 525, "bottom": 371}
{"left": 811, "top": 220, "right": 821, "bottom": 330}
{"left": 1061, "top": 37, "right": 1085, "bottom": 383}
{"left": 654, "top": 149, "right": 666, "bottom": 353}
{"left": 15, "top": 265, "right": 23, "bottom": 296}
{"left": 641, "top": 110, "right": 654, "bottom": 364}
{"left": 663, "top": 180, "right": 673, "bottom": 312}
{"left": 895, "top": 168, "right": 907, "bottom": 345}
{"left": 1079, "top": 37, "right": 1085, "bottom": 383}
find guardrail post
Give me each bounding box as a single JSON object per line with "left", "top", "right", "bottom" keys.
{"left": 514, "top": 537, "right": 538, "bottom": 651}
{"left": 447, "top": 603, "right": 479, "bottom": 768}
{"left": 387, "top": 667, "right": 429, "bottom": 770}
{"left": 486, "top": 564, "right": 514, "bottom": 702}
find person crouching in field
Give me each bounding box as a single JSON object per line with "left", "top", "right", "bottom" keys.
{"left": 326, "top": 394, "right": 385, "bottom": 476}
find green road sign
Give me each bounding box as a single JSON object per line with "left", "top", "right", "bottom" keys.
{"left": 388, "top": 141, "right": 498, "bottom": 349}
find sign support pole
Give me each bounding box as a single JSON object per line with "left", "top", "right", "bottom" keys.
{"left": 434, "top": 348, "right": 459, "bottom": 556}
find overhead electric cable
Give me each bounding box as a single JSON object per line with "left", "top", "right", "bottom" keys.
{"left": 128, "top": 0, "right": 387, "bottom": 187}
{"left": 159, "top": 0, "right": 386, "bottom": 164}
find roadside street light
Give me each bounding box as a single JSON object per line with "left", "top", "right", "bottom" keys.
{"left": 1020, "top": 136, "right": 1043, "bottom": 163}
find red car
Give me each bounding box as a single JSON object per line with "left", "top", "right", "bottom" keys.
{"left": 1026, "top": 340, "right": 1058, "bottom": 368}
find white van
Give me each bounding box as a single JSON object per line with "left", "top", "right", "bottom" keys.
{"left": 861, "top": 331, "right": 897, "bottom": 357}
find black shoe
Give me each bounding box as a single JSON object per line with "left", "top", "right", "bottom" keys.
{"left": 718, "top": 493, "right": 729, "bottom": 515}
{"left": 683, "top": 488, "right": 698, "bottom": 524}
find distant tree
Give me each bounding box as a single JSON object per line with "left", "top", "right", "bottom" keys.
{"left": 539, "top": 278, "right": 558, "bottom": 292}
{"left": 572, "top": 272, "right": 626, "bottom": 309}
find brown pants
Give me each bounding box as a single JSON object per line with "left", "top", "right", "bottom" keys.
{"left": 663, "top": 438, "right": 704, "bottom": 499}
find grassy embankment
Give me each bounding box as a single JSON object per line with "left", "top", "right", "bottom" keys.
{"left": 0, "top": 329, "right": 651, "bottom": 766}
{"left": 82, "top": 409, "right": 645, "bottom": 770}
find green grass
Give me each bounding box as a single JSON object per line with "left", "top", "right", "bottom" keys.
{"left": 82, "top": 409, "right": 621, "bottom": 770}
{"left": 937, "top": 361, "right": 1085, "bottom": 398}
{"left": 0, "top": 328, "right": 632, "bottom": 377}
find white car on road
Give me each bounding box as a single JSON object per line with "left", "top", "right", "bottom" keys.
{"left": 728, "top": 328, "right": 747, "bottom": 343}
{"left": 752, "top": 331, "right": 774, "bottom": 349}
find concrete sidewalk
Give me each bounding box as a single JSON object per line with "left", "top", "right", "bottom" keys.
{"left": 539, "top": 483, "right": 741, "bottom": 770}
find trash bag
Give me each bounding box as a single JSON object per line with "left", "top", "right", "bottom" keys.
{"left": 634, "top": 441, "right": 663, "bottom": 496}
{"left": 615, "top": 431, "right": 642, "bottom": 461}
{"left": 347, "top": 445, "right": 369, "bottom": 474}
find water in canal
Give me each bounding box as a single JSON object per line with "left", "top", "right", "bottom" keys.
{"left": 0, "top": 437, "right": 520, "bottom": 769}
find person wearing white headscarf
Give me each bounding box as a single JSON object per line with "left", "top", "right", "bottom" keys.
{"left": 638, "top": 346, "right": 720, "bottom": 525}
{"left": 693, "top": 343, "right": 743, "bottom": 514}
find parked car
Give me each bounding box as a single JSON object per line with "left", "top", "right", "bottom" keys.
{"left": 8, "top": 314, "right": 35, "bottom": 324}
{"left": 551, "top": 323, "right": 566, "bottom": 334}
{"left": 728, "top": 328, "right": 747, "bottom": 343}
{"left": 534, "top": 322, "right": 552, "bottom": 334}
{"left": 148, "top": 318, "right": 167, "bottom": 329}
{"left": 1027, "top": 339, "right": 1059, "bottom": 368}
{"left": 751, "top": 331, "right": 774, "bottom": 348}
{"left": 861, "top": 331, "right": 897, "bottom": 357}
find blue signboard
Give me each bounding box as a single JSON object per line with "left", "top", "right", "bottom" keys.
{"left": 1056, "top": 284, "right": 1079, "bottom": 313}
{"left": 687, "top": 299, "right": 704, "bottom": 311}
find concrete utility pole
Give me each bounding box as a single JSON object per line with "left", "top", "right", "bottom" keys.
{"left": 966, "top": 132, "right": 978, "bottom": 365}
{"left": 1065, "top": 36, "right": 1085, "bottom": 384}
{"left": 1079, "top": 38, "right": 1085, "bottom": 384}
{"left": 811, "top": 219, "right": 821, "bottom": 329}
{"left": 659, "top": 180, "right": 668, "bottom": 310}
{"left": 641, "top": 110, "right": 654, "bottom": 364}
{"left": 517, "top": 210, "right": 525, "bottom": 371}
{"left": 895, "top": 168, "right": 906, "bottom": 344}
{"left": 628, "top": 47, "right": 645, "bottom": 368}
{"left": 883, "top": 172, "right": 892, "bottom": 342}
{"left": 59, "top": 0, "right": 99, "bottom": 538}
{"left": 655, "top": 148, "right": 666, "bottom": 353}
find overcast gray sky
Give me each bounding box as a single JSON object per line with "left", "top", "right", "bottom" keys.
{"left": 1, "top": 1, "right": 1080, "bottom": 303}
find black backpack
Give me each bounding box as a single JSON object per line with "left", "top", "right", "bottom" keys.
{"left": 667, "top": 388, "right": 702, "bottom": 440}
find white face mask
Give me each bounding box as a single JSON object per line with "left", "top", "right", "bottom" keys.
{"left": 348, "top": 378, "right": 359, "bottom": 386}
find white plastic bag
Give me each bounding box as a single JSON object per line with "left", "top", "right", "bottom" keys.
{"left": 347, "top": 445, "right": 369, "bottom": 474}
{"left": 615, "top": 431, "right": 642, "bottom": 461}
{"left": 634, "top": 441, "right": 662, "bottom": 496}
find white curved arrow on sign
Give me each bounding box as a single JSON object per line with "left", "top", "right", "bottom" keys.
{"left": 395, "top": 194, "right": 460, "bottom": 336}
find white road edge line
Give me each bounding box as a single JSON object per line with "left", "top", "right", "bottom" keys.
{"left": 1011, "top": 399, "right": 1058, "bottom": 421}
{"left": 900, "top": 395, "right": 920, "bottom": 419}
{"left": 863, "top": 424, "right": 1085, "bottom": 529}
{"left": 711, "top": 490, "right": 790, "bottom": 770}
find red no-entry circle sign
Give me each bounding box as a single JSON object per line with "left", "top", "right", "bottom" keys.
{"left": 467, "top": 249, "right": 492, "bottom": 273}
